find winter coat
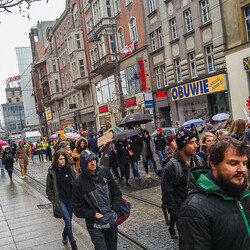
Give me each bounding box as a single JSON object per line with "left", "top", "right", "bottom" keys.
{"left": 127, "top": 135, "right": 142, "bottom": 162}
{"left": 115, "top": 140, "right": 130, "bottom": 165}
{"left": 177, "top": 168, "right": 250, "bottom": 250}
{"left": 161, "top": 151, "right": 206, "bottom": 216}
{"left": 16, "top": 146, "right": 30, "bottom": 166}
{"left": 2, "top": 151, "right": 14, "bottom": 169}
{"left": 240, "top": 128, "right": 250, "bottom": 144}
{"left": 88, "top": 133, "right": 98, "bottom": 153}
{"left": 141, "top": 137, "right": 157, "bottom": 163}
{"left": 46, "top": 167, "right": 75, "bottom": 218}
{"left": 154, "top": 133, "right": 166, "bottom": 151}
{"left": 72, "top": 150, "right": 122, "bottom": 229}
{"left": 99, "top": 143, "right": 117, "bottom": 168}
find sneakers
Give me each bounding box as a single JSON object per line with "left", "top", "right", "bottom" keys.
{"left": 62, "top": 231, "right": 68, "bottom": 245}
{"left": 169, "top": 227, "right": 178, "bottom": 239}
{"left": 146, "top": 174, "right": 151, "bottom": 178}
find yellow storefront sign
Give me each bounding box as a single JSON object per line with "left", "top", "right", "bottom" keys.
{"left": 171, "top": 74, "right": 226, "bottom": 101}
{"left": 45, "top": 107, "right": 52, "bottom": 121}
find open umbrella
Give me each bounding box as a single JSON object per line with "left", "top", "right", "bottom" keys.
{"left": 113, "top": 129, "right": 140, "bottom": 140}
{"left": 212, "top": 113, "right": 230, "bottom": 121}
{"left": 64, "top": 132, "right": 81, "bottom": 139}
{"left": 0, "top": 141, "right": 7, "bottom": 147}
{"left": 118, "top": 113, "right": 152, "bottom": 127}
{"left": 107, "top": 127, "right": 123, "bottom": 133}
{"left": 182, "top": 119, "right": 204, "bottom": 128}
{"left": 50, "top": 134, "right": 58, "bottom": 139}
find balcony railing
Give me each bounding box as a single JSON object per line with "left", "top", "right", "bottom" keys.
{"left": 40, "top": 75, "right": 48, "bottom": 84}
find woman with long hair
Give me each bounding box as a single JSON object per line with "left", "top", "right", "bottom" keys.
{"left": 72, "top": 137, "right": 88, "bottom": 175}
{"left": 46, "top": 151, "right": 77, "bottom": 250}
{"left": 229, "top": 119, "right": 246, "bottom": 140}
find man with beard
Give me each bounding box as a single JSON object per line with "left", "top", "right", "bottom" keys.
{"left": 177, "top": 136, "right": 250, "bottom": 250}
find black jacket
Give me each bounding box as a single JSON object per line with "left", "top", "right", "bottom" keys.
{"left": 177, "top": 168, "right": 250, "bottom": 250}
{"left": 72, "top": 150, "right": 122, "bottom": 229}
{"left": 154, "top": 133, "right": 166, "bottom": 151}
{"left": 88, "top": 133, "right": 98, "bottom": 153}
{"left": 161, "top": 151, "right": 205, "bottom": 216}
{"left": 3, "top": 151, "right": 14, "bottom": 169}
{"left": 127, "top": 135, "right": 142, "bottom": 162}
{"left": 115, "top": 140, "right": 130, "bottom": 165}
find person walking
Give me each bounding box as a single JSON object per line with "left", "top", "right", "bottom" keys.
{"left": 177, "top": 137, "right": 250, "bottom": 250}
{"left": 162, "top": 134, "right": 178, "bottom": 168}
{"left": 2, "top": 147, "right": 14, "bottom": 181}
{"left": 12, "top": 141, "right": 17, "bottom": 159}
{"left": 229, "top": 119, "right": 246, "bottom": 140}
{"left": 36, "top": 139, "right": 44, "bottom": 162}
{"left": 141, "top": 129, "right": 160, "bottom": 178}
{"left": 154, "top": 128, "right": 167, "bottom": 167}
{"left": 88, "top": 132, "right": 98, "bottom": 156}
{"left": 43, "top": 139, "right": 50, "bottom": 162}
{"left": 16, "top": 141, "right": 31, "bottom": 178}
{"left": 46, "top": 151, "right": 78, "bottom": 249}
{"left": 0, "top": 146, "right": 3, "bottom": 171}
{"left": 59, "top": 141, "right": 74, "bottom": 166}
{"left": 72, "top": 150, "right": 122, "bottom": 250}
{"left": 161, "top": 128, "right": 205, "bottom": 239}
{"left": 30, "top": 142, "right": 35, "bottom": 163}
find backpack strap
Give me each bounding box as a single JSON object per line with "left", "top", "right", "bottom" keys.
{"left": 169, "top": 158, "right": 182, "bottom": 185}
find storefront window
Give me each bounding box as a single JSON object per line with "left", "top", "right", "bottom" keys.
{"left": 99, "top": 115, "right": 112, "bottom": 131}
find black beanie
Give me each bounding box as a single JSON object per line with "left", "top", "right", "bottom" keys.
{"left": 175, "top": 128, "right": 196, "bottom": 150}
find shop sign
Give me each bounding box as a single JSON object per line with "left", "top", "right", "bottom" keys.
{"left": 121, "top": 41, "right": 135, "bottom": 59}
{"left": 171, "top": 74, "right": 226, "bottom": 101}
{"left": 156, "top": 90, "right": 168, "bottom": 98}
{"left": 7, "top": 75, "right": 20, "bottom": 82}
{"left": 124, "top": 97, "right": 136, "bottom": 107}
{"left": 243, "top": 56, "right": 250, "bottom": 70}
{"left": 145, "top": 100, "right": 153, "bottom": 109}
{"left": 45, "top": 107, "right": 52, "bottom": 121}
{"left": 137, "top": 60, "right": 147, "bottom": 90}
{"left": 99, "top": 105, "right": 108, "bottom": 113}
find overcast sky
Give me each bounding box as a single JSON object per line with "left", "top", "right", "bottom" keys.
{"left": 0, "top": 0, "right": 66, "bottom": 108}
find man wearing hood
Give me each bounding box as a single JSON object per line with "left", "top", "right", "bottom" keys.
{"left": 177, "top": 136, "right": 250, "bottom": 250}
{"left": 72, "top": 150, "right": 122, "bottom": 250}
{"left": 16, "top": 141, "right": 31, "bottom": 178}
{"left": 161, "top": 128, "right": 205, "bottom": 239}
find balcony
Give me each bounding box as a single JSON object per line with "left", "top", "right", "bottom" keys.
{"left": 73, "top": 77, "right": 90, "bottom": 90}
{"left": 43, "top": 95, "right": 51, "bottom": 105}
{"left": 91, "top": 54, "right": 115, "bottom": 75}
{"left": 40, "top": 75, "right": 48, "bottom": 84}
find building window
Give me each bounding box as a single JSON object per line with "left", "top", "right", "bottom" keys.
{"left": 115, "top": 0, "right": 121, "bottom": 14}
{"left": 55, "top": 79, "right": 60, "bottom": 93}
{"left": 79, "top": 60, "right": 85, "bottom": 77}
{"left": 150, "top": 32, "right": 156, "bottom": 51}
{"left": 66, "top": 74, "right": 69, "bottom": 89}
{"left": 149, "top": 0, "right": 156, "bottom": 13}
{"left": 11, "top": 90, "right": 15, "bottom": 98}
{"left": 75, "top": 34, "right": 81, "bottom": 49}
{"left": 16, "top": 97, "right": 20, "bottom": 102}
{"left": 161, "top": 65, "right": 168, "bottom": 87}
{"left": 158, "top": 28, "right": 163, "bottom": 48}
{"left": 106, "top": 0, "right": 112, "bottom": 17}
{"left": 126, "top": 0, "right": 133, "bottom": 6}
{"left": 118, "top": 27, "right": 125, "bottom": 49}
{"left": 245, "top": 5, "right": 250, "bottom": 41}
{"left": 170, "top": 18, "right": 178, "bottom": 40}
{"left": 109, "top": 35, "right": 115, "bottom": 53}
{"left": 40, "top": 68, "right": 45, "bottom": 77}
{"left": 100, "top": 35, "right": 106, "bottom": 57}
{"left": 206, "top": 45, "right": 215, "bottom": 73}
{"left": 129, "top": 18, "right": 138, "bottom": 42}
{"left": 175, "top": 58, "right": 182, "bottom": 82}
{"left": 201, "top": 0, "right": 210, "bottom": 24}
{"left": 52, "top": 60, "right": 56, "bottom": 72}
{"left": 62, "top": 76, "right": 66, "bottom": 91}
{"left": 189, "top": 52, "right": 197, "bottom": 78}
{"left": 155, "top": 68, "right": 161, "bottom": 88}
{"left": 184, "top": 9, "right": 193, "bottom": 33}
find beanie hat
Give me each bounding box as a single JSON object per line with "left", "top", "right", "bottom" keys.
{"left": 166, "top": 134, "right": 175, "bottom": 146}
{"left": 142, "top": 129, "right": 149, "bottom": 135}
{"left": 157, "top": 128, "right": 162, "bottom": 133}
{"left": 59, "top": 141, "right": 69, "bottom": 149}
{"left": 175, "top": 128, "right": 196, "bottom": 150}
{"left": 18, "top": 141, "right": 23, "bottom": 145}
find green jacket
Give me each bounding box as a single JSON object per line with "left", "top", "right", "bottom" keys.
{"left": 46, "top": 167, "right": 75, "bottom": 218}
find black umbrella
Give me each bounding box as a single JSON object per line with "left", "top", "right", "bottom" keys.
{"left": 113, "top": 129, "right": 140, "bottom": 140}
{"left": 118, "top": 113, "right": 152, "bottom": 127}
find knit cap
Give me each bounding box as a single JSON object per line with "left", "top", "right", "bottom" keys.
{"left": 166, "top": 134, "right": 175, "bottom": 146}
{"left": 18, "top": 141, "right": 23, "bottom": 145}
{"left": 175, "top": 128, "right": 196, "bottom": 150}
{"left": 59, "top": 141, "right": 69, "bottom": 149}
{"left": 157, "top": 128, "right": 162, "bottom": 133}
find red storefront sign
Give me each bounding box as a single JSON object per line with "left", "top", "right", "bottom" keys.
{"left": 121, "top": 42, "right": 135, "bottom": 59}
{"left": 137, "top": 60, "right": 147, "bottom": 90}
{"left": 7, "top": 75, "right": 21, "bottom": 82}
{"left": 124, "top": 97, "right": 136, "bottom": 107}
{"left": 99, "top": 105, "right": 108, "bottom": 113}
{"left": 156, "top": 90, "right": 168, "bottom": 98}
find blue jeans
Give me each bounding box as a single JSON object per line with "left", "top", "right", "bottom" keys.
{"left": 31, "top": 151, "right": 34, "bottom": 161}
{"left": 157, "top": 150, "right": 164, "bottom": 166}
{"left": 0, "top": 159, "right": 2, "bottom": 169}
{"left": 131, "top": 161, "right": 140, "bottom": 178}
{"left": 60, "top": 200, "right": 74, "bottom": 243}
{"left": 38, "top": 150, "right": 43, "bottom": 161}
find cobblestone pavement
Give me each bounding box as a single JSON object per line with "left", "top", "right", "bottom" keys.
{"left": 14, "top": 155, "right": 178, "bottom": 250}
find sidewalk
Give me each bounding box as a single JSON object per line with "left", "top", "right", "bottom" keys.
{"left": 0, "top": 169, "right": 92, "bottom": 250}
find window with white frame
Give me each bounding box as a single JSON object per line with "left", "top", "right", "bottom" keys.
{"left": 55, "top": 79, "right": 60, "bottom": 93}
{"left": 75, "top": 34, "right": 81, "bottom": 49}
{"left": 161, "top": 65, "right": 168, "bottom": 87}
{"left": 66, "top": 74, "right": 69, "bottom": 89}
{"left": 184, "top": 9, "right": 193, "bottom": 33}
{"left": 205, "top": 45, "right": 215, "bottom": 73}
{"left": 129, "top": 18, "right": 138, "bottom": 42}
{"left": 149, "top": 0, "right": 157, "bottom": 13}
{"left": 118, "top": 27, "right": 125, "bottom": 49}
{"left": 106, "top": 0, "right": 112, "bottom": 17}
{"left": 158, "top": 28, "right": 163, "bottom": 47}
{"left": 175, "top": 58, "right": 182, "bottom": 82}
{"left": 155, "top": 68, "right": 161, "bottom": 88}
{"left": 62, "top": 76, "right": 66, "bottom": 90}
{"left": 115, "top": 0, "right": 121, "bottom": 14}
{"left": 189, "top": 52, "right": 197, "bottom": 78}
{"left": 52, "top": 60, "right": 57, "bottom": 72}
{"left": 245, "top": 5, "right": 250, "bottom": 41}
{"left": 79, "top": 60, "right": 85, "bottom": 77}
{"left": 201, "top": 0, "right": 210, "bottom": 24}
{"left": 126, "top": 0, "right": 133, "bottom": 6}
{"left": 170, "top": 18, "right": 178, "bottom": 40}
{"left": 100, "top": 35, "right": 106, "bottom": 57}
{"left": 109, "top": 35, "right": 115, "bottom": 53}
{"left": 91, "top": 50, "right": 95, "bottom": 65}
{"left": 150, "top": 32, "right": 156, "bottom": 51}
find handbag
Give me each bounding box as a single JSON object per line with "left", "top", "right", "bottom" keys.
{"left": 116, "top": 198, "right": 131, "bottom": 225}
{"left": 128, "top": 149, "right": 134, "bottom": 156}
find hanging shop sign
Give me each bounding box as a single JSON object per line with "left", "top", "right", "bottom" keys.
{"left": 7, "top": 75, "right": 21, "bottom": 82}
{"left": 120, "top": 41, "right": 135, "bottom": 59}
{"left": 99, "top": 105, "right": 108, "bottom": 113}
{"left": 156, "top": 90, "right": 168, "bottom": 98}
{"left": 124, "top": 97, "right": 136, "bottom": 107}
{"left": 171, "top": 74, "right": 226, "bottom": 101}
{"left": 45, "top": 107, "right": 52, "bottom": 121}
{"left": 243, "top": 56, "right": 250, "bottom": 70}
{"left": 137, "top": 60, "right": 147, "bottom": 90}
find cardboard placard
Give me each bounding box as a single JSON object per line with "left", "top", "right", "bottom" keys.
{"left": 97, "top": 132, "right": 113, "bottom": 147}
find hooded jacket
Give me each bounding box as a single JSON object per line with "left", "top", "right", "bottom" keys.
{"left": 72, "top": 150, "right": 122, "bottom": 229}
{"left": 161, "top": 151, "right": 205, "bottom": 215}
{"left": 177, "top": 168, "right": 250, "bottom": 250}
{"left": 88, "top": 133, "right": 98, "bottom": 153}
